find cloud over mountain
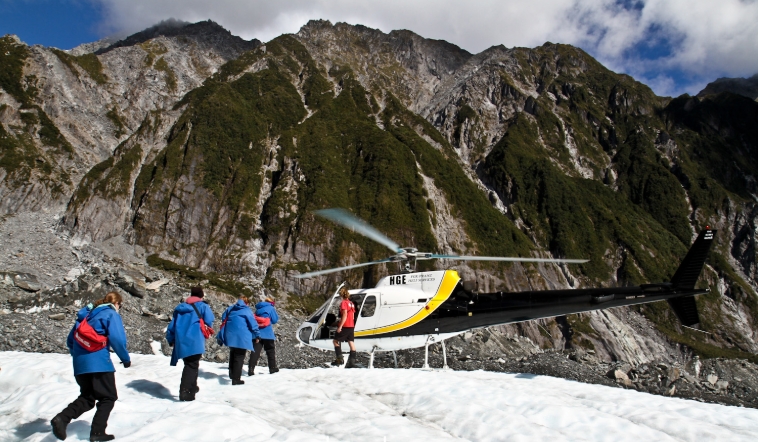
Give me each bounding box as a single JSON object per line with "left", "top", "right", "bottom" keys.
{"left": 92, "top": 0, "right": 758, "bottom": 97}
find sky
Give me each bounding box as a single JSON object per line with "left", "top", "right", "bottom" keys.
{"left": 2, "top": 351, "right": 758, "bottom": 441}
{"left": 1, "top": 0, "right": 757, "bottom": 97}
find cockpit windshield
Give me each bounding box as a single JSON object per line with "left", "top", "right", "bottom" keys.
{"left": 307, "top": 295, "right": 339, "bottom": 323}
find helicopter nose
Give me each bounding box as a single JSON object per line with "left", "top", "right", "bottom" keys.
{"left": 297, "top": 323, "right": 313, "bottom": 344}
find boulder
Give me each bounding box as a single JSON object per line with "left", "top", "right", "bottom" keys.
{"left": 115, "top": 269, "right": 147, "bottom": 298}
{"left": 146, "top": 279, "right": 169, "bottom": 291}
{"left": 13, "top": 273, "right": 42, "bottom": 292}
{"left": 609, "top": 369, "right": 631, "bottom": 386}
{"left": 682, "top": 372, "right": 698, "bottom": 384}
{"left": 667, "top": 367, "right": 681, "bottom": 383}
{"left": 48, "top": 313, "right": 66, "bottom": 320}
{"left": 65, "top": 268, "right": 84, "bottom": 282}
{"left": 1, "top": 272, "right": 15, "bottom": 286}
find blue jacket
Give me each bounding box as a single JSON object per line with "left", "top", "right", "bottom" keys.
{"left": 254, "top": 301, "right": 279, "bottom": 340}
{"left": 66, "top": 304, "right": 130, "bottom": 375}
{"left": 217, "top": 300, "right": 260, "bottom": 350}
{"left": 166, "top": 298, "right": 214, "bottom": 366}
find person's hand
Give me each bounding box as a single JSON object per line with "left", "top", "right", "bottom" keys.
{"left": 337, "top": 327, "right": 342, "bottom": 333}
{"left": 122, "top": 361, "right": 131, "bottom": 368}
{"left": 255, "top": 338, "right": 260, "bottom": 343}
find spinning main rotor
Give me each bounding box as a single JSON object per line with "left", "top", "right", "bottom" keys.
{"left": 294, "top": 208, "right": 588, "bottom": 279}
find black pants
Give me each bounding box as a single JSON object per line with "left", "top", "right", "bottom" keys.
{"left": 180, "top": 354, "right": 202, "bottom": 394}
{"left": 58, "top": 372, "right": 118, "bottom": 434}
{"left": 229, "top": 348, "right": 247, "bottom": 381}
{"left": 249, "top": 339, "right": 277, "bottom": 372}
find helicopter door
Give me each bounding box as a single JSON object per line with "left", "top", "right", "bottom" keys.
{"left": 310, "top": 285, "right": 344, "bottom": 342}
{"left": 311, "top": 296, "right": 341, "bottom": 341}
{"left": 354, "top": 294, "right": 379, "bottom": 335}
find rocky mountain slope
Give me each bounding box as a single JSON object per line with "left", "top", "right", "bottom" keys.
{"left": 0, "top": 20, "right": 259, "bottom": 214}
{"left": 1, "top": 20, "right": 757, "bottom": 379}
{"left": 698, "top": 74, "right": 758, "bottom": 101}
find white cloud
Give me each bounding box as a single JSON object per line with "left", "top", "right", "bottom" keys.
{"left": 93, "top": 0, "right": 758, "bottom": 96}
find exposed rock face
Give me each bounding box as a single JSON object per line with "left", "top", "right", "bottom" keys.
{"left": 296, "top": 20, "right": 472, "bottom": 114}
{"left": 1, "top": 20, "right": 757, "bottom": 374}
{"left": 1, "top": 22, "right": 261, "bottom": 216}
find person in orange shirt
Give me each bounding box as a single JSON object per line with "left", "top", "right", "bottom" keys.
{"left": 332, "top": 286, "right": 359, "bottom": 368}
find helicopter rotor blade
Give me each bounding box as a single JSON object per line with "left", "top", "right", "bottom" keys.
{"left": 294, "top": 258, "right": 394, "bottom": 279}
{"left": 316, "top": 208, "right": 402, "bottom": 254}
{"left": 429, "top": 254, "right": 588, "bottom": 264}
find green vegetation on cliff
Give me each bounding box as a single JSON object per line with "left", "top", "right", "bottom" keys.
{"left": 0, "top": 37, "right": 72, "bottom": 194}
{"left": 0, "top": 36, "right": 30, "bottom": 103}
{"left": 106, "top": 107, "right": 126, "bottom": 138}
{"left": 154, "top": 57, "right": 177, "bottom": 91}
{"left": 52, "top": 49, "right": 108, "bottom": 84}
{"left": 483, "top": 113, "right": 687, "bottom": 282}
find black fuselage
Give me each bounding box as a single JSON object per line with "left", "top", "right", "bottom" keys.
{"left": 368, "top": 282, "right": 706, "bottom": 338}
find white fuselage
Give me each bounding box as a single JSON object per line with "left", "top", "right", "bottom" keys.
{"left": 296, "top": 270, "right": 463, "bottom": 352}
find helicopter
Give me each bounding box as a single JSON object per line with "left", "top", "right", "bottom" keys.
{"left": 295, "top": 209, "right": 715, "bottom": 369}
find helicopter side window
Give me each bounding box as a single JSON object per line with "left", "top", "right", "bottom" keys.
{"left": 360, "top": 295, "right": 377, "bottom": 318}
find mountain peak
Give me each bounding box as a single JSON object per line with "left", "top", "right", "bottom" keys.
{"left": 697, "top": 73, "right": 758, "bottom": 101}
{"left": 96, "top": 19, "right": 260, "bottom": 55}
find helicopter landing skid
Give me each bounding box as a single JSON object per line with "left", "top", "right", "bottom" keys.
{"left": 422, "top": 335, "right": 450, "bottom": 371}
{"left": 367, "top": 347, "right": 399, "bottom": 369}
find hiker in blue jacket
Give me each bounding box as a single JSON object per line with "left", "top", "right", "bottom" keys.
{"left": 51, "top": 291, "right": 130, "bottom": 442}
{"left": 166, "top": 286, "right": 214, "bottom": 401}
{"left": 248, "top": 296, "right": 279, "bottom": 375}
{"left": 217, "top": 296, "right": 260, "bottom": 384}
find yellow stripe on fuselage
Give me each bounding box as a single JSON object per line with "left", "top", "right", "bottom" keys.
{"left": 355, "top": 270, "right": 460, "bottom": 337}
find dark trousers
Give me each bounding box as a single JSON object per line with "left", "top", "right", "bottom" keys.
{"left": 58, "top": 372, "right": 118, "bottom": 434}
{"left": 249, "top": 339, "right": 277, "bottom": 372}
{"left": 229, "top": 348, "right": 247, "bottom": 381}
{"left": 180, "top": 354, "right": 202, "bottom": 393}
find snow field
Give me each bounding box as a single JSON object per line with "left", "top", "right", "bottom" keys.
{"left": 1, "top": 351, "right": 757, "bottom": 441}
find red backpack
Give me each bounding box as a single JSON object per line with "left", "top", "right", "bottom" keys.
{"left": 217, "top": 314, "right": 270, "bottom": 333}
{"left": 190, "top": 303, "right": 214, "bottom": 339}
{"left": 255, "top": 315, "right": 271, "bottom": 328}
{"left": 74, "top": 314, "right": 108, "bottom": 352}
{"left": 215, "top": 304, "right": 272, "bottom": 347}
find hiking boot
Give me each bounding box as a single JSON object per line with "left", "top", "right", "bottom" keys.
{"left": 51, "top": 415, "right": 69, "bottom": 440}
{"left": 89, "top": 432, "right": 115, "bottom": 441}
{"left": 248, "top": 367, "right": 254, "bottom": 376}
{"left": 179, "top": 389, "right": 195, "bottom": 401}
{"left": 266, "top": 349, "right": 278, "bottom": 374}
{"left": 345, "top": 351, "right": 358, "bottom": 368}
{"left": 232, "top": 379, "right": 245, "bottom": 385}
{"left": 332, "top": 346, "right": 343, "bottom": 367}
{"left": 194, "top": 386, "right": 200, "bottom": 394}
